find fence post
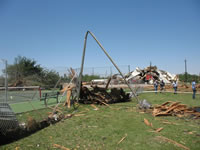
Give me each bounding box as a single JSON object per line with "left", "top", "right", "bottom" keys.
{"left": 44, "top": 93, "right": 47, "bottom": 107}
{"left": 5, "top": 60, "right": 8, "bottom": 103}
{"left": 56, "top": 92, "right": 59, "bottom": 103}
{"left": 39, "top": 87, "right": 42, "bottom": 100}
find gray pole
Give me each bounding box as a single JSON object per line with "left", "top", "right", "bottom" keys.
{"left": 92, "top": 67, "right": 94, "bottom": 75}
{"left": 184, "top": 59, "right": 187, "bottom": 82}
{"left": 110, "top": 66, "right": 112, "bottom": 76}
{"left": 77, "top": 31, "right": 139, "bottom": 102}
{"left": 5, "top": 60, "right": 8, "bottom": 103}
{"left": 128, "top": 65, "right": 130, "bottom": 73}
{"left": 77, "top": 32, "right": 88, "bottom": 102}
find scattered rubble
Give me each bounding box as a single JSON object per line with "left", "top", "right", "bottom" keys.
{"left": 53, "top": 144, "right": 70, "bottom": 150}
{"left": 126, "top": 66, "right": 178, "bottom": 84}
{"left": 139, "top": 99, "right": 152, "bottom": 109}
{"left": 143, "top": 118, "right": 164, "bottom": 133}
{"left": 79, "top": 85, "right": 130, "bottom": 104}
{"left": 155, "top": 136, "right": 190, "bottom": 150}
{"left": 152, "top": 101, "right": 200, "bottom": 118}
{"left": 0, "top": 110, "right": 73, "bottom": 145}
{"left": 117, "top": 133, "right": 127, "bottom": 145}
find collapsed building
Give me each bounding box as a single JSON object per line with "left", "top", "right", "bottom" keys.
{"left": 125, "top": 66, "right": 178, "bottom": 84}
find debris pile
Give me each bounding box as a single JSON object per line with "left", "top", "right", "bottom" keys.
{"left": 0, "top": 109, "right": 72, "bottom": 145}
{"left": 126, "top": 66, "right": 178, "bottom": 84}
{"left": 152, "top": 101, "right": 200, "bottom": 118}
{"left": 139, "top": 99, "right": 152, "bottom": 109}
{"left": 79, "top": 85, "right": 130, "bottom": 104}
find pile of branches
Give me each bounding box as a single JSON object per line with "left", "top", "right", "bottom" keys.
{"left": 79, "top": 85, "right": 130, "bottom": 104}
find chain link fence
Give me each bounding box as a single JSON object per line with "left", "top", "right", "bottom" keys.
{"left": 0, "top": 63, "right": 133, "bottom": 108}
{"left": 0, "top": 62, "right": 137, "bottom": 136}
{"left": 0, "top": 61, "right": 6, "bottom": 103}
{"left": 0, "top": 61, "right": 41, "bottom": 104}
{"left": 73, "top": 65, "right": 130, "bottom": 78}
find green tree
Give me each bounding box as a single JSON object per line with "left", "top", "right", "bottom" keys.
{"left": 6, "top": 56, "right": 60, "bottom": 87}
{"left": 7, "top": 56, "right": 43, "bottom": 85}
{"left": 82, "top": 74, "right": 102, "bottom": 82}
{"left": 41, "top": 69, "right": 60, "bottom": 88}
{"left": 178, "top": 73, "right": 199, "bottom": 83}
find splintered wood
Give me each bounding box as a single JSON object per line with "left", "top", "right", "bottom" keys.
{"left": 117, "top": 134, "right": 127, "bottom": 145}
{"left": 144, "top": 118, "right": 163, "bottom": 133}
{"left": 144, "top": 118, "right": 152, "bottom": 127}
{"left": 79, "top": 85, "right": 130, "bottom": 105}
{"left": 53, "top": 144, "right": 70, "bottom": 150}
{"left": 156, "top": 136, "right": 190, "bottom": 150}
{"left": 152, "top": 101, "right": 200, "bottom": 118}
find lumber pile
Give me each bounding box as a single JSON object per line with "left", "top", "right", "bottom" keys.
{"left": 79, "top": 85, "right": 130, "bottom": 104}
{"left": 152, "top": 101, "right": 200, "bottom": 118}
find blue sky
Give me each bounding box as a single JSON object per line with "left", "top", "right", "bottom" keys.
{"left": 0, "top": 0, "right": 200, "bottom": 75}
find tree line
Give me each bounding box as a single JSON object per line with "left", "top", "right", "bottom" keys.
{"left": 1, "top": 56, "right": 102, "bottom": 88}
{"left": 5, "top": 56, "right": 61, "bottom": 88}
{"left": 178, "top": 73, "right": 199, "bottom": 83}
{"left": 6, "top": 56, "right": 198, "bottom": 87}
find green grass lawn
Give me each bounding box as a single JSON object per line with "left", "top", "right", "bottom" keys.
{"left": 1, "top": 92, "right": 200, "bottom": 150}
{"left": 10, "top": 96, "right": 65, "bottom": 113}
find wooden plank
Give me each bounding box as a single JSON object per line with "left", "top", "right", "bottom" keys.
{"left": 164, "top": 105, "right": 180, "bottom": 113}
{"left": 144, "top": 118, "right": 152, "bottom": 127}
{"left": 155, "top": 127, "right": 163, "bottom": 132}
{"left": 53, "top": 144, "right": 70, "bottom": 150}
{"left": 90, "top": 104, "right": 99, "bottom": 110}
{"left": 156, "top": 136, "right": 190, "bottom": 150}
{"left": 95, "top": 98, "right": 110, "bottom": 107}
{"left": 160, "top": 101, "right": 173, "bottom": 106}
{"left": 117, "top": 134, "right": 127, "bottom": 145}
{"left": 169, "top": 102, "right": 181, "bottom": 107}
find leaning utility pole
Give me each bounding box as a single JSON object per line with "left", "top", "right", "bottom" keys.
{"left": 184, "top": 59, "right": 187, "bottom": 83}
{"left": 77, "top": 31, "right": 139, "bottom": 103}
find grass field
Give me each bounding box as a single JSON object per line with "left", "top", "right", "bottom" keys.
{"left": 1, "top": 92, "right": 200, "bottom": 150}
